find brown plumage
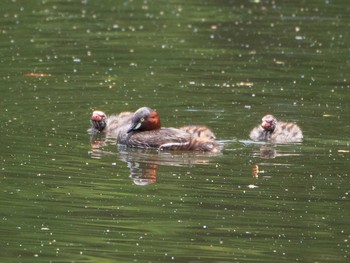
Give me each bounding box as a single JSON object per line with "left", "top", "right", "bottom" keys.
{"left": 88, "top": 107, "right": 220, "bottom": 152}
{"left": 249, "top": 114, "right": 303, "bottom": 143}
{"left": 88, "top": 110, "right": 133, "bottom": 136}
{"left": 179, "top": 125, "right": 216, "bottom": 140}
{"left": 127, "top": 107, "right": 161, "bottom": 133}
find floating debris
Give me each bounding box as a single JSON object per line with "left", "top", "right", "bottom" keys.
{"left": 274, "top": 59, "right": 285, "bottom": 65}
{"left": 23, "top": 73, "right": 51, "bottom": 77}
{"left": 295, "top": 36, "right": 305, "bottom": 40}
{"left": 236, "top": 82, "right": 254, "bottom": 87}
{"left": 252, "top": 164, "right": 259, "bottom": 178}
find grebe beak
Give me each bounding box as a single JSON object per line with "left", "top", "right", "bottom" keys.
{"left": 91, "top": 111, "right": 105, "bottom": 121}
{"left": 127, "top": 122, "right": 142, "bottom": 133}
{"left": 261, "top": 121, "right": 270, "bottom": 129}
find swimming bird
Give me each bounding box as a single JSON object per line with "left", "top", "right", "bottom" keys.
{"left": 249, "top": 114, "right": 303, "bottom": 143}
{"left": 88, "top": 107, "right": 221, "bottom": 152}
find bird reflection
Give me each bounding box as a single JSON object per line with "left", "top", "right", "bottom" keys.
{"left": 252, "top": 164, "right": 259, "bottom": 178}
{"left": 250, "top": 143, "right": 302, "bottom": 159}
{"left": 127, "top": 162, "right": 158, "bottom": 186}
{"left": 89, "top": 132, "right": 109, "bottom": 151}
{"left": 248, "top": 141, "right": 303, "bottom": 182}
{"left": 256, "top": 145, "right": 277, "bottom": 159}
{"left": 88, "top": 134, "right": 220, "bottom": 185}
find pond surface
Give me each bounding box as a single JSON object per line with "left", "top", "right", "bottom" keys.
{"left": 1, "top": 0, "right": 349, "bottom": 262}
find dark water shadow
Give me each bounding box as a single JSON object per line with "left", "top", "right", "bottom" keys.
{"left": 88, "top": 134, "right": 222, "bottom": 185}
{"left": 239, "top": 140, "right": 304, "bottom": 180}
{"left": 240, "top": 139, "right": 303, "bottom": 159}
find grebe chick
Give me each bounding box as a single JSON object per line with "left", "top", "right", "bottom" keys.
{"left": 249, "top": 114, "right": 303, "bottom": 143}
{"left": 88, "top": 110, "right": 133, "bottom": 135}
{"left": 179, "top": 125, "right": 216, "bottom": 140}
{"left": 89, "top": 110, "right": 107, "bottom": 132}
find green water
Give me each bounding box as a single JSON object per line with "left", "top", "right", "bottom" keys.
{"left": 1, "top": 0, "right": 349, "bottom": 262}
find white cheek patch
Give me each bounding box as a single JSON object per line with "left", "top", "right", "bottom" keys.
{"left": 134, "top": 122, "right": 142, "bottom": 130}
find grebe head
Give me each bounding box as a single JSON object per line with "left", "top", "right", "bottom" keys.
{"left": 90, "top": 110, "right": 107, "bottom": 131}
{"left": 261, "top": 115, "right": 277, "bottom": 132}
{"left": 127, "top": 107, "right": 161, "bottom": 133}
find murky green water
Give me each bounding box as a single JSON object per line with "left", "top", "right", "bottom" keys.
{"left": 1, "top": 0, "right": 349, "bottom": 262}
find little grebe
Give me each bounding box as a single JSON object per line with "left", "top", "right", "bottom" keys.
{"left": 127, "top": 107, "right": 161, "bottom": 133}
{"left": 126, "top": 107, "right": 216, "bottom": 140}
{"left": 125, "top": 107, "right": 220, "bottom": 152}
{"left": 249, "top": 114, "right": 303, "bottom": 143}
{"left": 88, "top": 107, "right": 220, "bottom": 152}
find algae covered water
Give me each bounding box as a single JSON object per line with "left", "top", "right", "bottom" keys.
{"left": 1, "top": 0, "right": 349, "bottom": 262}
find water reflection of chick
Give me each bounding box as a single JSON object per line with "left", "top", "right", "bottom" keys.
{"left": 252, "top": 164, "right": 259, "bottom": 178}
{"left": 251, "top": 143, "right": 304, "bottom": 160}
{"left": 258, "top": 145, "right": 278, "bottom": 159}
{"left": 88, "top": 110, "right": 133, "bottom": 151}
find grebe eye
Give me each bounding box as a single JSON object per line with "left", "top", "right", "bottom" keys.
{"left": 140, "top": 117, "right": 145, "bottom": 122}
